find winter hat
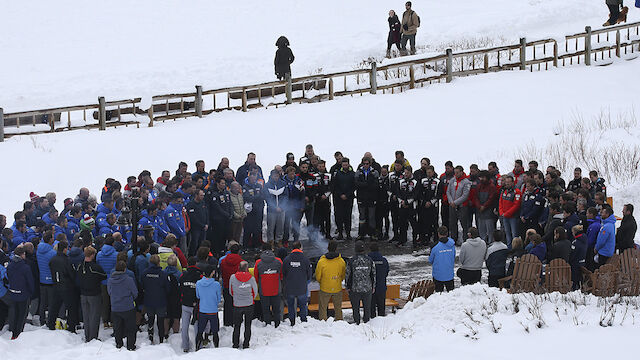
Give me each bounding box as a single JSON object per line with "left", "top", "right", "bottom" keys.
{"left": 355, "top": 240, "right": 365, "bottom": 254}
{"left": 64, "top": 198, "right": 73, "bottom": 207}
{"left": 83, "top": 214, "right": 95, "bottom": 226}
{"left": 30, "top": 192, "right": 40, "bottom": 202}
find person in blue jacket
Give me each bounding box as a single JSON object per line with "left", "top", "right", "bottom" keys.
{"left": 528, "top": 233, "right": 547, "bottom": 263}
{"left": 11, "top": 221, "right": 28, "bottom": 250}
{"left": 6, "top": 247, "right": 35, "bottom": 339}
{"left": 62, "top": 215, "right": 80, "bottom": 242}
{"left": 139, "top": 205, "right": 161, "bottom": 243}
{"left": 97, "top": 236, "right": 118, "bottom": 326}
{"left": 195, "top": 264, "right": 222, "bottom": 350}
{"left": 96, "top": 196, "right": 120, "bottom": 221}
{"left": 0, "top": 261, "right": 8, "bottom": 329}
{"left": 66, "top": 207, "right": 83, "bottom": 227}
{"left": 142, "top": 254, "right": 170, "bottom": 344}
{"left": 98, "top": 213, "right": 117, "bottom": 237}
{"left": 36, "top": 230, "right": 57, "bottom": 325}
{"left": 107, "top": 261, "right": 138, "bottom": 351}
{"left": 562, "top": 203, "right": 581, "bottom": 240}
{"left": 585, "top": 207, "right": 601, "bottom": 271}
{"left": 428, "top": 226, "right": 456, "bottom": 292}
{"left": 368, "top": 242, "right": 389, "bottom": 318}
{"left": 595, "top": 206, "right": 616, "bottom": 267}
{"left": 520, "top": 181, "right": 545, "bottom": 235}
{"left": 42, "top": 209, "right": 59, "bottom": 226}
{"left": 165, "top": 193, "right": 186, "bottom": 241}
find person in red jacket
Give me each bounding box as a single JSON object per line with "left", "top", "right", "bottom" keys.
{"left": 499, "top": 175, "right": 522, "bottom": 248}
{"left": 471, "top": 171, "right": 498, "bottom": 243}
{"left": 219, "top": 243, "right": 243, "bottom": 327}
{"left": 254, "top": 243, "right": 283, "bottom": 327}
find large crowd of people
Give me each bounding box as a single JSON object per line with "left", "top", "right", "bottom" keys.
{"left": 0, "top": 144, "right": 637, "bottom": 350}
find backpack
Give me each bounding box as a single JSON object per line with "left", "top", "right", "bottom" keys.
{"left": 412, "top": 10, "right": 420, "bottom": 28}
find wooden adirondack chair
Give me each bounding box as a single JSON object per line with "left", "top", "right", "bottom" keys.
{"left": 498, "top": 254, "right": 543, "bottom": 293}
{"left": 398, "top": 280, "right": 435, "bottom": 307}
{"left": 618, "top": 248, "right": 640, "bottom": 296}
{"left": 582, "top": 263, "right": 619, "bottom": 297}
{"left": 544, "top": 258, "right": 572, "bottom": 294}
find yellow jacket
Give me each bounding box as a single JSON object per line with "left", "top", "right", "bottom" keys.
{"left": 249, "top": 268, "right": 260, "bottom": 300}
{"left": 315, "top": 253, "right": 346, "bottom": 293}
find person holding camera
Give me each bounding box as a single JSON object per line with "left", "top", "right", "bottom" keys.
{"left": 400, "top": 1, "right": 420, "bottom": 56}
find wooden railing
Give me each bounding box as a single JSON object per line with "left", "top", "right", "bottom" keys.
{"left": 2, "top": 21, "right": 639, "bottom": 141}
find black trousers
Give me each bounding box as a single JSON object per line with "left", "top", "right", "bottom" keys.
{"left": 0, "top": 293, "right": 9, "bottom": 329}
{"left": 349, "top": 291, "right": 372, "bottom": 325}
{"left": 146, "top": 306, "right": 166, "bottom": 342}
{"left": 440, "top": 204, "right": 450, "bottom": 237}
{"left": 418, "top": 204, "right": 438, "bottom": 241}
{"left": 457, "top": 268, "right": 482, "bottom": 285}
{"left": 608, "top": 4, "right": 620, "bottom": 24}
{"left": 189, "top": 228, "right": 206, "bottom": 257}
{"left": 223, "top": 288, "right": 233, "bottom": 326}
{"left": 48, "top": 286, "right": 79, "bottom": 331}
{"left": 390, "top": 202, "right": 400, "bottom": 237}
{"left": 434, "top": 279, "right": 454, "bottom": 293}
{"left": 8, "top": 299, "right": 29, "bottom": 338}
{"left": 233, "top": 305, "right": 254, "bottom": 348}
{"left": 357, "top": 202, "right": 376, "bottom": 236}
{"left": 370, "top": 290, "right": 386, "bottom": 318}
{"left": 487, "top": 275, "right": 502, "bottom": 288}
{"left": 112, "top": 309, "right": 137, "bottom": 350}
{"left": 243, "top": 209, "right": 263, "bottom": 248}
{"left": 375, "top": 202, "right": 390, "bottom": 237}
{"left": 333, "top": 197, "right": 353, "bottom": 234}
{"left": 387, "top": 33, "right": 401, "bottom": 51}
{"left": 209, "top": 219, "right": 230, "bottom": 256}
{"left": 260, "top": 295, "right": 281, "bottom": 327}
{"left": 314, "top": 198, "right": 331, "bottom": 236}
{"left": 398, "top": 206, "right": 417, "bottom": 244}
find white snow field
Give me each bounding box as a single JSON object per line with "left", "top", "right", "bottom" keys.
{"left": 1, "top": 285, "right": 639, "bottom": 359}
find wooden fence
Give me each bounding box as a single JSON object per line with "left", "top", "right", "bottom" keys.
{"left": 2, "top": 22, "right": 639, "bottom": 141}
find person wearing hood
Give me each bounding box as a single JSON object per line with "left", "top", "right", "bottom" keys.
{"left": 142, "top": 254, "right": 170, "bottom": 344}
{"left": 195, "top": 262, "right": 221, "bottom": 350}
{"left": 447, "top": 166, "right": 472, "bottom": 245}
{"left": 7, "top": 246, "right": 35, "bottom": 339}
{"left": 220, "top": 242, "right": 243, "bottom": 327}
{"left": 569, "top": 225, "right": 588, "bottom": 290}
{"left": 315, "top": 240, "right": 346, "bottom": 320}
{"left": 367, "top": 242, "right": 389, "bottom": 318}
{"left": 206, "top": 177, "right": 233, "bottom": 256}
{"left": 180, "top": 257, "right": 203, "bottom": 352}
{"left": 283, "top": 241, "right": 312, "bottom": 325}
{"left": 274, "top": 36, "right": 295, "bottom": 80}
{"left": 255, "top": 243, "right": 283, "bottom": 327}
{"left": 36, "top": 230, "right": 57, "bottom": 326}
{"left": 157, "top": 234, "right": 185, "bottom": 272}
{"left": 107, "top": 261, "right": 138, "bottom": 351}
{"left": 616, "top": 204, "right": 637, "bottom": 252}
{"left": 457, "top": 227, "right": 487, "bottom": 285}
{"left": 429, "top": 226, "right": 456, "bottom": 292}
{"left": 76, "top": 246, "right": 107, "bottom": 342}
{"left": 165, "top": 193, "right": 187, "bottom": 252}
{"left": 386, "top": 10, "right": 402, "bottom": 58}
{"left": 48, "top": 239, "right": 79, "bottom": 332}
{"left": 229, "top": 261, "right": 258, "bottom": 349}
{"left": 265, "top": 169, "right": 288, "bottom": 246}
{"left": 97, "top": 235, "right": 118, "bottom": 328}
{"left": 595, "top": 206, "right": 616, "bottom": 267}
{"left": 485, "top": 230, "right": 509, "bottom": 287}
{"left": 346, "top": 241, "right": 376, "bottom": 324}
{"left": 163, "top": 255, "right": 182, "bottom": 340}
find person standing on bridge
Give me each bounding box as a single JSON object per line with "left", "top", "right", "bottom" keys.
{"left": 275, "top": 36, "right": 295, "bottom": 81}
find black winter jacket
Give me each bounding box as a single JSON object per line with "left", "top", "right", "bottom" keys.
{"left": 77, "top": 260, "right": 107, "bottom": 296}
{"left": 49, "top": 252, "right": 76, "bottom": 291}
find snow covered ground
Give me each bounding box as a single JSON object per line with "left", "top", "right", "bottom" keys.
{"left": 2, "top": 285, "right": 638, "bottom": 358}
{"left": 1, "top": 0, "right": 635, "bottom": 111}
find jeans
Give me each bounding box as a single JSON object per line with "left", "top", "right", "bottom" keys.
{"left": 196, "top": 312, "right": 219, "bottom": 349}
{"left": 349, "top": 291, "right": 372, "bottom": 325}
{"left": 146, "top": 306, "right": 166, "bottom": 342}
{"left": 180, "top": 305, "right": 194, "bottom": 351}
{"left": 232, "top": 305, "right": 253, "bottom": 348}
{"left": 266, "top": 211, "right": 285, "bottom": 244}
{"left": 401, "top": 34, "right": 416, "bottom": 52}
{"left": 502, "top": 216, "right": 519, "bottom": 248}
{"left": 261, "top": 295, "right": 281, "bottom": 327}
{"left": 284, "top": 208, "right": 303, "bottom": 243}
{"left": 80, "top": 295, "right": 102, "bottom": 341}
{"left": 434, "top": 279, "right": 454, "bottom": 293}
{"left": 318, "top": 291, "right": 343, "bottom": 321}
{"left": 477, "top": 217, "right": 496, "bottom": 243}
{"left": 371, "top": 289, "right": 386, "bottom": 318}
{"left": 112, "top": 309, "right": 136, "bottom": 350}
{"left": 286, "top": 294, "right": 308, "bottom": 324}
{"left": 189, "top": 228, "right": 206, "bottom": 257}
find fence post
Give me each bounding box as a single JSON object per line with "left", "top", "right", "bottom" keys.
{"left": 285, "top": 73, "right": 292, "bottom": 104}
{"left": 616, "top": 30, "right": 621, "bottom": 58}
{"left": 446, "top": 49, "right": 453, "bottom": 83}
{"left": 370, "top": 62, "right": 377, "bottom": 94}
{"left": 241, "top": 88, "right": 248, "bottom": 112}
{"left": 553, "top": 41, "right": 558, "bottom": 67}
{"left": 195, "top": 85, "right": 203, "bottom": 118}
{"left": 328, "top": 77, "right": 334, "bottom": 100}
{"left": 0, "top": 108, "right": 4, "bottom": 142}
{"left": 520, "top": 37, "right": 527, "bottom": 70}
{"left": 484, "top": 53, "right": 489, "bottom": 73}
{"left": 148, "top": 104, "right": 154, "bottom": 127}
{"left": 585, "top": 26, "right": 592, "bottom": 66}
{"left": 98, "top": 96, "right": 106, "bottom": 130}
{"left": 409, "top": 65, "right": 415, "bottom": 89}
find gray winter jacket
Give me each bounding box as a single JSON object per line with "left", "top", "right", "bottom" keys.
{"left": 345, "top": 254, "right": 376, "bottom": 293}
{"left": 229, "top": 271, "right": 258, "bottom": 307}
{"left": 460, "top": 237, "right": 487, "bottom": 270}
{"left": 446, "top": 176, "right": 472, "bottom": 206}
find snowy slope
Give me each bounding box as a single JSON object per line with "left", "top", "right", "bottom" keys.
{"left": 0, "top": 0, "right": 633, "bottom": 111}
{"left": 1, "top": 59, "right": 639, "bottom": 217}
{"left": 1, "top": 285, "right": 638, "bottom": 358}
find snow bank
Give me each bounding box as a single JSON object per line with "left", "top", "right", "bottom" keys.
{"left": 2, "top": 285, "right": 638, "bottom": 359}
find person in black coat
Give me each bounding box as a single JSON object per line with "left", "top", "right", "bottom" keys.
{"left": 485, "top": 230, "right": 509, "bottom": 287}
{"left": 206, "top": 178, "right": 233, "bottom": 256}
{"left": 77, "top": 246, "right": 107, "bottom": 342}
{"left": 616, "top": 204, "right": 637, "bottom": 252}
{"left": 550, "top": 227, "right": 571, "bottom": 263}
{"left": 6, "top": 247, "right": 35, "bottom": 339}
{"left": 386, "top": 10, "right": 402, "bottom": 57}
{"left": 48, "top": 239, "right": 79, "bottom": 332}
{"left": 186, "top": 190, "right": 209, "bottom": 257}
{"left": 142, "top": 254, "right": 170, "bottom": 344}
{"left": 274, "top": 36, "right": 295, "bottom": 80}
{"left": 569, "top": 226, "right": 587, "bottom": 290}
{"left": 332, "top": 158, "right": 356, "bottom": 240}
{"left": 368, "top": 242, "right": 389, "bottom": 318}
{"left": 355, "top": 157, "right": 380, "bottom": 239}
